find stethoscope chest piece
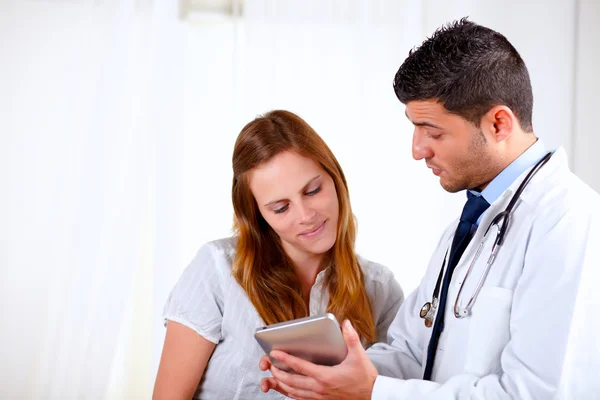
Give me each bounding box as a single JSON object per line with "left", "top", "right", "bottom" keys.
{"left": 420, "top": 302, "right": 435, "bottom": 327}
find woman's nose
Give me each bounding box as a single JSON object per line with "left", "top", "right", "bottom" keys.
{"left": 297, "top": 202, "right": 317, "bottom": 223}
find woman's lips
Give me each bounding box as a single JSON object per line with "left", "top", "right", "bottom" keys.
{"left": 299, "top": 220, "right": 326, "bottom": 238}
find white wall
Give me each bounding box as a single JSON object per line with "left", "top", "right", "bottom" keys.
{"left": 573, "top": 0, "right": 600, "bottom": 193}
{"left": 422, "top": 0, "right": 577, "bottom": 153}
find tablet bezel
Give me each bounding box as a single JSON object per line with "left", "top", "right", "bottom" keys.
{"left": 254, "top": 313, "right": 348, "bottom": 372}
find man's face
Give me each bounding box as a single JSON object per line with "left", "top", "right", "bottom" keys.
{"left": 405, "top": 100, "right": 499, "bottom": 192}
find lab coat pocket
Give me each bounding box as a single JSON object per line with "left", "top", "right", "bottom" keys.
{"left": 464, "top": 286, "right": 513, "bottom": 377}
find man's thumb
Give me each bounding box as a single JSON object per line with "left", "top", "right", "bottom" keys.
{"left": 342, "top": 319, "right": 362, "bottom": 351}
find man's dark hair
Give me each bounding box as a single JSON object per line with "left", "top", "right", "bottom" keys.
{"left": 393, "top": 17, "right": 533, "bottom": 132}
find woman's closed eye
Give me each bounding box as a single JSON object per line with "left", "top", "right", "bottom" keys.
{"left": 306, "top": 186, "right": 321, "bottom": 196}
{"left": 274, "top": 204, "right": 289, "bottom": 214}
{"left": 272, "top": 186, "right": 321, "bottom": 214}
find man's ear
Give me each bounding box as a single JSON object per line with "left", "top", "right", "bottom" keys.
{"left": 480, "top": 106, "right": 516, "bottom": 143}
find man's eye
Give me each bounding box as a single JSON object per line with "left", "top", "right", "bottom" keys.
{"left": 306, "top": 186, "right": 321, "bottom": 196}
{"left": 427, "top": 132, "right": 442, "bottom": 140}
{"left": 274, "top": 205, "right": 289, "bottom": 214}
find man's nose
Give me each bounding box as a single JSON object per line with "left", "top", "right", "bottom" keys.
{"left": 412, "top": 129, "right": 434, "bottom": 160}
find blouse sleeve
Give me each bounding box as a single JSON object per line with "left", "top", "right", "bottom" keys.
{"left": 372, "top": 267, "right": 405, "bottom": 344}
{"left": 162, "top": 242, "right": 227, "bottom": 344}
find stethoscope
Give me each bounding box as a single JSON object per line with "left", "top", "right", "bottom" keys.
{"left": 419, "top": 151, "right": 553, "bottom": 327}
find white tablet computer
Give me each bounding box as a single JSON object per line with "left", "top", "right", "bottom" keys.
{"left": 254, "top": 313, "right": 348, "bottom": 372}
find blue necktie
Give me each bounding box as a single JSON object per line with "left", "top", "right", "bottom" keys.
{"left": 423, "top": 192, "right": 490, "bottom": 380}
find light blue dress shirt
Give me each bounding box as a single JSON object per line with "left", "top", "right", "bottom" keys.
{"left": 469, "top": 139, "right": 548, "bottom": 226}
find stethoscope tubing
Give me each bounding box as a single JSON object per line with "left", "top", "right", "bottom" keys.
{"left": 422, "top": 151, "right": 554, "bottom": 323}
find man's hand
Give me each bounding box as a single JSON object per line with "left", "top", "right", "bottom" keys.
{"left": 259, "top": 320, "right": 379, "bottom": 400}
{"left": 259, "top": 358, "right": 290, "bottom": 397}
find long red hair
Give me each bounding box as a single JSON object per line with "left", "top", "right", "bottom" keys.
{"left": 231, "top": 110, "right": 376, "bottom": 342}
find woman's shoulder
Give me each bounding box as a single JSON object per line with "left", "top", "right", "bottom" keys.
{"left": 163, "top": 237, "right": 240, "bottom": 343}
{"left": 201, "top": 236, "right": 238, "bottom": 258}
{"left": 356, "top": 254, "right": 404, "bottom": 324}
{"left": 356, "top": 254, "right": 396, "bottom": 284}
{"left": 188, "top": 236, "right": 238, "bottom": 275}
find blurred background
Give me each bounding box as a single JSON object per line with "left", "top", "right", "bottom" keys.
{"left": 1, "top": 0, "right": 598, "bottom": 398}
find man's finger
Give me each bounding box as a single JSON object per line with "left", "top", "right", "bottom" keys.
{"left": 259, "top": 355, "right": 272, "bottom": 371}
{"left": 270, "top": 365, "right": 321, "bottom": 391}
{"left": 260, "top": 377, "right": 288, "bottom": 396}
{"left": 341, "top": 319, "right": 362, "bottom": 352}
{"left": 341, "top": 319, "right": 373, "bottom": 365}
{"left": 270, "top": 350, "right": 328, "bottom": 378}
{"left": 276, "top": 378, "right": 321, "bottom": 400}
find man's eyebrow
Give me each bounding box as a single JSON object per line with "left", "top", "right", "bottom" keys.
{"left": 263, "top": 175, "right": 321, "bottom": 207}
{"left": 405, "top": 110, "right": 442, "bottom": 130}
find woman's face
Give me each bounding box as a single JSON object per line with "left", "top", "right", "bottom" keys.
{"left": 248, "top": 150, "right": 340, "bottom": 263}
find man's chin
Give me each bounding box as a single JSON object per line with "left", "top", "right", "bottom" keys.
{"left": 440, "top": 179, "right": 464, "bottom": 193}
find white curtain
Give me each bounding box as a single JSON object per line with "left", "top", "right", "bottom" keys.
{"left": 0, "top": 0, "right": 185, "bottom": 398}
{"left": 1, "top": 0, "right": 597, "bottom": 398}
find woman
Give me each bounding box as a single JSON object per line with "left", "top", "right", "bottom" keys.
{"left": 153, "top": 110, "right": 404, "bottom": 399}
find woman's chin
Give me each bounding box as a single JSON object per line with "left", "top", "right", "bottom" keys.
{"left": 301, "top": 234, "right": 337, "bottom": 257}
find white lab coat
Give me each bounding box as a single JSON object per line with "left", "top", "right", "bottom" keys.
{"left": 367, "top": 148, "right": 600, "bottom": 399}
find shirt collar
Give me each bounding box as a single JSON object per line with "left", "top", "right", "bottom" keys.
{"left": 469, "top": 138, "right": 548, "bottom": 205}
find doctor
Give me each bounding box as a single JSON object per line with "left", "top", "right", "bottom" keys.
{"left": 259, "top": 18, "right": 600, "bottom": 399}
